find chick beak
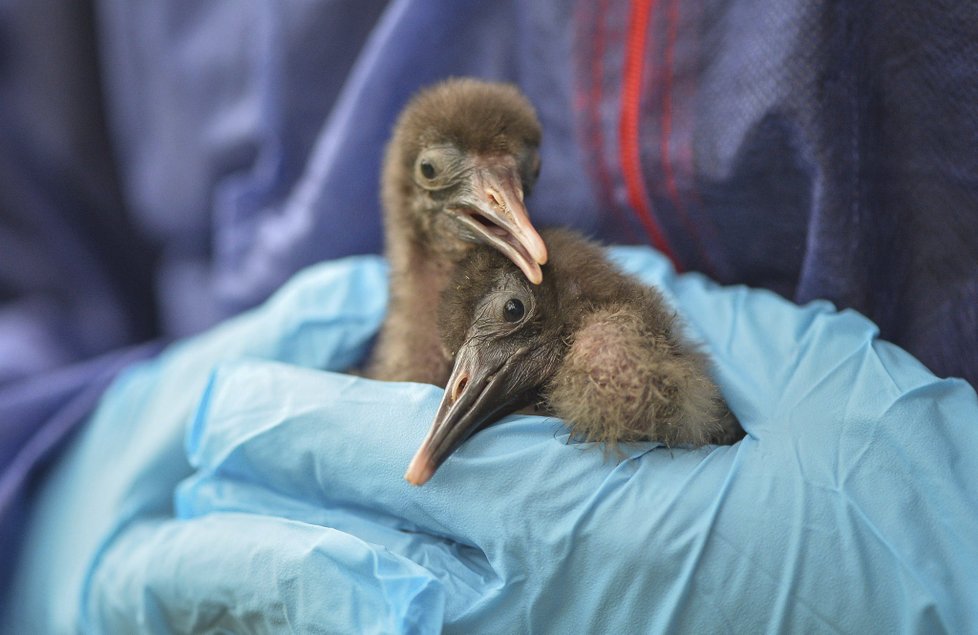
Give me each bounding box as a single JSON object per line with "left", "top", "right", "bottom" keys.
{"left": 452, "top": 161, "right": 548, "bottom": 284}
{"left": 405, "top": 343, "right": 532, "bottom": 486}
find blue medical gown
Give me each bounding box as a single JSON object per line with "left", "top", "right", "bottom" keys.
{"left": 5, "top": 247, "right": 977, "bottom": 633}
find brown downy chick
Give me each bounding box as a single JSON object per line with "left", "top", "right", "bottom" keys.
{"left": 405, "top": 228, "right": 743, "bottom": 485}
{"left": 364, "top": 78, "right": 549, "bottom": 385}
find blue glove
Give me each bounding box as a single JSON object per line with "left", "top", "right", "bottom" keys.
{"left": 6, "top": 248, "right": 978, "bottom": 633}
{"left": 2, "top": 256, "right": 397, "bottom": 632}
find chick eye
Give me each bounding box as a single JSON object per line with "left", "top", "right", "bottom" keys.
{"left": 503, "top": 298, "right": 525, "bottom": 322}
{"left": 419, "top": 159, "right": 436, "bottom": 180}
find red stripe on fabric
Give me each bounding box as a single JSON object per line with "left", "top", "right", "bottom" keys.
{"left": 658, "top": 0, "right": 714, "bottom": 274}
{"left": 660, "top": 0, "right": 682, "bottom": 216}
{"left": 619, "top": 0, "right": 681, "bottom": 267}
{"left": 589, "top": 0, "right": 638, "bottom": 240}
{"left": 660, "top": 0, "right": 716, "bottom": 277}
{"left": 571, "top": 0, "right": 639, "bottom": 243}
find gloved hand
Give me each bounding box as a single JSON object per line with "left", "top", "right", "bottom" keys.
{"left": 6, "top": 248, "right": 978, "bottom": 634}
{"left": 3, "top": 255, "right": 393, "bottom": 632}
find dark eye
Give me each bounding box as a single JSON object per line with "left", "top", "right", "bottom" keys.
{"left": 503, "top": 298, "right": 525, "bottom": 322}
{"left": 420, "top": 160, "right": 436, "bottom": 180}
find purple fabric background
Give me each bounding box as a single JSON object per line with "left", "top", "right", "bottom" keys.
{"left": 2, "top": 0, "right": 976, "bottom": 593}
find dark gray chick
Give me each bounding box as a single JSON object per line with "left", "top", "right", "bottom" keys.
{"left": 365, "top": 78, "right": 549, "bottom": 385}
{"left": 405, "top": 229, "right": 743, "bottom": 485}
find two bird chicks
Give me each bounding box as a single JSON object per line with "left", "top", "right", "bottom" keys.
{"left": 365, "top": 79, "right": 742, "bottom": 485}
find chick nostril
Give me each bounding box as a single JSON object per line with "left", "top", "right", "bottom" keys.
{"left": 486, "top": 189, "right": 503, "bottom": 210}
{"left": 452, "top": 374, "right": 469, "bottom": 402}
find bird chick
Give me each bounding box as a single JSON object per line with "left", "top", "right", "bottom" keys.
{"left": 365, "top": 78, "right": 549, "bottom": 385}
{"left": 405, "top": 229, "right": 743, "bottom": 485}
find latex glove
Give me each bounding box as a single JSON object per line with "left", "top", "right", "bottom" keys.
{"left": 120, "top": 250, "right": 978, "bottom": 632}
{"left": 7, "top": 247, "right": 978, "bottom": 633}
{"left": 174, "top": 302, "right": 978, "bottom": 634}
{"left": 2, "top": 256, "right": 392, "bottom": 633}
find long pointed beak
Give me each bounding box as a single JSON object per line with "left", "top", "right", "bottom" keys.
{"left": 452, "top": 162, "right": 548, "bottom": 284}
{"left": 405, "top": 344, "right": 533, "bottom": 486}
